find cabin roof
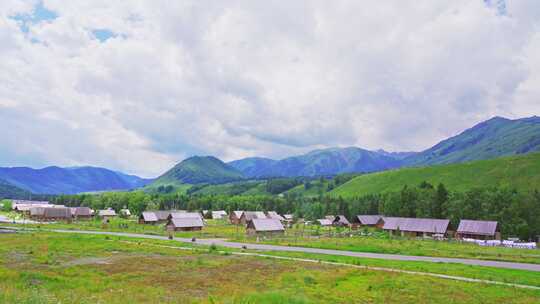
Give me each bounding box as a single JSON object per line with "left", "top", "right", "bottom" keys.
{"left": 457, "top": 220, "right": 498, "bottom": 236}
{"left": 170, "top": 212, "right": 202, "bottom": 220}
{"left": 382, "top": 217, "right": 450, "bottom": 234}
{"left": 333, "top": 215, "right": 351, "bottom": 225}
{"left": 169, "top": 217, "right": 204, "bottom": 228}
{"left": 248, "top": 218, "right": 285, "bottom": 232}
{"left": 141, "top": 211, "right": 158, "bottom": 222}
{"left": 98, "top": 209, "right": 117, "bottom": 216}
{"left": 243, "top": 211, "right": 266, "bottom": 221}
{"left": 356, "top": 215, "right": 382, "bottom": 225}
{"left": 232, "top": 211, "right": 244, "bottom": 218}
{"left": 317, "top": 219, "right": 333, "bottom": 226}
{"left": 266, "top": 211, "right": 284, "bottom": 221}
{"left": 71, "top": 207, "right": 92, "bottom": 216}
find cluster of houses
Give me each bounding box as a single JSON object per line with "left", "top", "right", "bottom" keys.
{"left": 11, "top": 200, "right": 130, "bottom": 222}
{"left": 228, "top": 211, "right": 293, "bottom": 235}
{"left": 8, "top": 200, "right": 511, "bottom": 241}
{"left": 139, "top": 210, "right": 205, "bottom": 231}
{"left": 317, "top": 215, "right": 501, "bottom": 240}
{"left": 138, "top": 210, "right": 293, "bottom": 235}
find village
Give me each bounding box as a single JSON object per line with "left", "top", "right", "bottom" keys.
{"left": 2, "top": 199, "right": 537, "bottom": 250}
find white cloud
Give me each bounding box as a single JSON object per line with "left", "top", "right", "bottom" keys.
{"left": 0, "top": 0, "right": 539, "bottom": 177}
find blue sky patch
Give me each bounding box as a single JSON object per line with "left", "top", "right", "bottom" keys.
{"left": 92, "top": 29, "right": 117, "bottom": 42}
{"left": 11, "top": 1, "right": 58, "bottom": 33}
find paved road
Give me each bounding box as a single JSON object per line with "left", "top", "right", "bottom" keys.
{"left": 29, "top": 228, "right": 540, "bottom": 272}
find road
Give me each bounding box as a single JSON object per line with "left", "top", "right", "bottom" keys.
{"left": 30, "top": 228, "right": 540, "bottom": 272}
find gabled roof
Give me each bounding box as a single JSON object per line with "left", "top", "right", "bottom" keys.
{"left": 231, "top": 211, "right": 244, "bottom": 218}
{"left": 12, "top": 200, "right": 49, "bottom": 206}
{"left": 44, "top": 207, "right": 72, "bottom": 218}
{"left": 283, "top": 214, "right": 294, "bottom": 220}
{"left": 141, "top": 211, "right": 158, "bottom": 222}
{"left": 382, "top": 217, "right": 449, "bottom": 234}
{"left": 154, "top": 211, "right": 172, "bottom": 221}
{"left": 333, "top": 215, "right": 351, "bottom": 226}
{"left": 31, "top": 207, "right": 71, "bottom": 218}
{"left": 98, "top": 209, "right": 117, "bottom": 217}
{"left": 169, "top": 217, "right": 204, "bottom": 228}
{"left": 355, "top": 215, "right": 382, "bottom": 225}
{"left": 30, "top": 207, "right": 45, "bottom": 216}
{"left": 457, "top": 220, "right": 498, "bottom": 236}
{"left": 325, "top": 215, "right": 335, "bottom": 221}
{"left": 16, "top": 204, "right": 51, "bottom": 211}
{"left": 211, "top": 210, "right": 227, "bottom": 219}
{"left": 72, "top": 207, "right": 92, "bottom": 216}
{"left": 266, "top": 211, "right": 284, "bottom": 221}
{"left": 243, "top": 211, "right": 266, "bottom": 221}
{"left": 170, "top": 212, "right": 202, "bottom": 220}
{"left": 248, "top": 218, "right": 284, "bottom": 232}
{"left": 317, "top": 219, "right": 333, "bottom": 226}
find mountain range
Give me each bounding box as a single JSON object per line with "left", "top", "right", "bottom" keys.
{"left": 0, "top": 166, "right": 152, "bottom": 195}
{"left": 1, "top": 115, "right": 539, "bottom": 195}
{"left": 228, "top": 147, "right": 404, "bottom": 178}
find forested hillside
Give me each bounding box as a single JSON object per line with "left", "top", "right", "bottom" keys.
{"left": 330, "top": 152, "right": 540, "bottom": 198}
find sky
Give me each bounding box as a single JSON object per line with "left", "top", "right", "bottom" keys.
{"left": 0, "top": 0, "right": 539, "bottom": 178}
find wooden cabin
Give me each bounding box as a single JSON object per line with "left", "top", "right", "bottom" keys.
{"left": 246, "top": 218, "right": 285, "bottom": 236}
{"left": 139, "top": 211, "right": 159, "bottom": 224}
{"left": 98, "top": 209, "right": 117, "bottom": 220}
{"left": 30, "top": 207, "right": 72, "bottom": 222}
{"left": 168, "top": 212, "right": 203, "bottom": 221}
{"left": 211, "top": 210, "right": 228, "bottom": 220}
{"left": 166, "top": 217, "right": 204, "bottom": 232}
{"left": 382, "top": 217, "right": 450, "bottom": 237}
{"left": 317, "top": 219, "right": 333, "bottom": 227}
{"left": 351, "top": 215, "right": 383, "bottom": 229}
{"left": 229, "top": 211, "right": 244, "bottom": 225}
{"left": 332, "top": 215, "right": 351, "bottom": 227}
{"left": 154, "top": 211, "right": 172, "bottom": 223}
{"left": 239, "top": 211, "right": 267, "bottom": 225}
{"left": 456, "top": 220, "right": 500, "bottom": 240}
{"left": 71, "top": 207, "right": 92, "bottom": 220}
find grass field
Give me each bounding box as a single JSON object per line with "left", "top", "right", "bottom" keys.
{"left": 3, "top": 216, "right": 539, "bottom": 265}
{"left": 1, "top": 232, "right": 539, "bottom": 303}
{"left": 330, "top": 152, "right": 540, "bottom": 197}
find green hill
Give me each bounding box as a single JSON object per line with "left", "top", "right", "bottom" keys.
{"left": 330, "top": 152, "right": 540, "bottom": 197}
{"left": 149, "top": 156, "right": 244, "bottom": 188}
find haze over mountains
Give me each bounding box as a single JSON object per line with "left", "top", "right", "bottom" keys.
{"left": 1, "top": 116, "right": 539, "bottom": 195}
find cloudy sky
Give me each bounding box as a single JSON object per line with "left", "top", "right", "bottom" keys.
{"left": 1, "top": 0, "right": 539, "bottom": 177}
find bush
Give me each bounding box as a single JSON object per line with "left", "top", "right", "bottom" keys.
{"left": 1, "top": 199, "right": 12, "bottom": 212}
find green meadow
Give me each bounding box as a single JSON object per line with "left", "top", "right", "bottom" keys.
{"left": 1, "top": 232, "right": 539, "bottom": 303}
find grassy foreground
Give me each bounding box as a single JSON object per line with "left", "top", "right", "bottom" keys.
{"left": 1, "top": 232, "right": 540, "bottom": 303}
{"left": 330, "top": 152, "right": 540, "bottom": 197}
